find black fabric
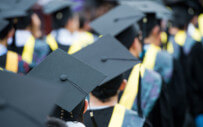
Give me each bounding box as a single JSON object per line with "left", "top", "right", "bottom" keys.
{"left": 145, "top": 81, "right": 174, "bottom": 127}
{"left": 8, "top": 46, "right": 24, "bottom": 55}
{"left": 84, "top": 107, "right": 114, "bottom": 127}
{"left": 58, "top": 44, "right": 70, "bottom": 52}
{"left": 186, "top": 42, "right": 203, "bottom": 117}
{"left": 8, "top": 34, "right": 24, "bottom": 55}
{"left": 167, "top": 59, "right": 187, "bottom": 127}
{"left": 0, "top": 54, "right": 7, "bottom": 68}
{"left": 51, "top": 101, "right": 84, "bottom": 122}
{"left": 27, "top": 49, "right": 106, "bottom": 112}
{"left": 0, "top": 71, "right": 62, "bottom": 127}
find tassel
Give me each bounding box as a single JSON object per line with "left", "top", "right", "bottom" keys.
{"left": 90, "top": 111, "right": 98, "bottom": 127}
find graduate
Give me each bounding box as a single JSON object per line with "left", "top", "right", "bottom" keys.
{"left": 27, "top": 49, "right": 106, "bottom": 126}
{"left": 166, "top": 1, "right": 203, "bottom": 126}
{"left": 186, "top": 0, "right": 202, "bottom": 42}
{"left": 73, "top": 35, "right": 145, "bottom": 127}
{"left": 0, "top": 0, "right": 50, "bottom": 68}
{"left": 0, "top": 19, "right": 30, "bottom": 74}
{"left": 43, "top": 0, "right": 80, "bottom": 52}
{"left": 88, "top": 4, "right": 175, "bottom": 127}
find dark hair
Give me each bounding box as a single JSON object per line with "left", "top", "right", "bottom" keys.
{"left": 51, "top": 100, "right": 85, "bottom": 122}
{"left": 92, "top": 74, "right": 123, "bottom": 102}
{"left": 52, "top": 7, "right": 74, "bottom": 30}
{"left": 79, "top": 13, "right": 86, "bottom": 29}
{"left": 15, "top": 11, "right": 33, "bottom": 30}
{"left": 170, "top": 6, "right": 192, "bottom": 30}
{"left": 0, "top": 22, "right": 13, "bottom": 40}
{"left": 116, "top": 24, "right": 140, "bottom": 49}
{"left": 139, "top": 13, "right": 159, "bottom": 38}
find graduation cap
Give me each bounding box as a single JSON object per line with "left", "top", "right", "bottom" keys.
{"left": 90, "top": 5, "right": 144, "bottom": 36}
{"left": 0, "top": 0, "right": 37, "bottom": 20}
{"left": 73, "top": 35, "right": 139, "bottom": 86}
{"left": 14, "top": 0, "right": 37, "bottom": 11}
{"left": 120, "top": 0, "right": 172, "bottom": 20}
{"left": 43, "top": 0, "right": 75, "bottom": 29}
{"left": 168, "top": 1, "right": 193, "bottom": 29}
{"left": 0, "top": 10, "right": 27, "bottom": 20}
{"left": 0, "top": 19, "right": 9, "bottom": 32}
{"left": 43, "top": 0, "right": 74, "bottom": 14}
{"left": 0, "top": 71, "right": 62, "bottom": 127}
{"left": 27, "top": 49, "right": 106, "bottom": 113}
{"left": 84, "top": 0, "right": 118, "bottom": 7}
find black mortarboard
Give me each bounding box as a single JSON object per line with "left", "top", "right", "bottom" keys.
{"left": 0, "top": 10, "right": 27, "bottom": 20}
{"left": 43, "top": 0, "right": 75, "bottom": 29}
{"left": 0, "top": 19, "right": 9, "bottom": 32}
{"left": 0, "top": 71, "right": 62, "bottom": 127}
{"left": 73, "top": 35, "right": 139, "bottom": 85}
{"left": 90, "top": 5, "right": 144, "bottom": 36}
{"left": 120, "top": 1, "right": 172, "bottom": 20}
{"left": 43, "top": 0, "right": 74, "bottom": 14}
{"left": 27, "top": 49, "right": 106, "bottom": 112}
{"left": 84, "top": 0, "right": 118, "bottom": 7}
{"left": 0, "top": 0, "right": 37, "bottom": 20}
{"left": 15, "top": 0, "right": 37, "bottom": 11}
{"left": 169, "top": 1, "right": 193, "bottom": 29}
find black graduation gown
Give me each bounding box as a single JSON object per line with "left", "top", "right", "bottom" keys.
{"left": 186, "top": 42, "right": 203, "bottom": 117}
{"left": 84, "top": 107, "right": 114, "bottom": 127}
{"left": 167, "top": 59, "right": 187, "bottom": 127}
{"left": 123, "top": 69, "right": 174, "bottom": 127}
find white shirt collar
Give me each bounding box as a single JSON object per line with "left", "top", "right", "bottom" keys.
{"left": 66, "top": 121, "right": 86, "bottom": 127}
{"left": 51, "top": 28, "right": 79, "bottom": 46}
{"left": 187, "top": 23, "right": 196, "bottom": 37}
{"left": 15, "top": 30, "right": 32, "bottom": 47}
{"left": 0, "top": 44, "right": 8, "bottom": 56}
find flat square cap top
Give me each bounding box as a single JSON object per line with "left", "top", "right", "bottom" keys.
{"left": 43, "top": 0, "right": 74, "bottom": 14}
{"left": 0, "top": 71, "right": 62, "bottom": 127}
{"left": 27, "top": 49, "right": 106, "bottom": 112}
{"left": 90, "top": 5, "right": 144, "bottom": 36}
{"left": 120, "top": 0, "right": 172, "bottom": 19}
{"left": 73, "top": 35, "right": 139, "bottom": 85}
{"left": 0, "top": 0, "right": 37, "bottom": 19}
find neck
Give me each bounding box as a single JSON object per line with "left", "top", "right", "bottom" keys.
{"left": 89, "top": 93, "right": 118, "bottom": 108}
{"left": 0, "top": 38, "right": 8, "bottom": 47}
{"left": 129, "top": 48, "right": 139, "bottom": 58}
{"left": 144, "top": 35, "right": 160, "bottom": 46}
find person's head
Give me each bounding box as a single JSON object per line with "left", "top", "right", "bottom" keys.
{"left": 91, "top": 74, "right": 126, "bottom": 102}
{"left": 168, "top": 2, "right": 193, "bottom": 31}
{"left": 15, "top": 11, "right": 33, "bottom": 30}
{"left": 139, "top": 13, "right": 161, "bottom": 44}
{"left": 116, "top": 24, "right": 142, "bottom": 58}
{"left": 187, "top": 0, "right": 203, "bottom": 26}
{"left": 52, "top": 7, "right": 79, "bottom": 32}
{"left": 0, "top": 21, "right": 14, "bottom": 43}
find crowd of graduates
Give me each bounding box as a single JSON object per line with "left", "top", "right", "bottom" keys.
{"left": 0, "top": 0, "right": 203, "bottom": 127}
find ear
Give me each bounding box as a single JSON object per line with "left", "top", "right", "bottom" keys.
{"left": 119, "top": 79, "right": 127, "bottom": 91}
{"left": 83, "top": 99, "right": 88, "bottom": 114}
{"left": 131, "top": 38, "right": 137, "bottom": 49}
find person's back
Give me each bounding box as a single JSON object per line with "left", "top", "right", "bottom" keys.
{"left": 0, "top": 19, "right": 30, "bottom": 74}
{"left": 84, "top": 106, "right": 114, "bottom": 127}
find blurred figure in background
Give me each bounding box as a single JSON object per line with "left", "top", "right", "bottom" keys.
{"left": 0, "top": 19, "right": 30, "bottom": 74}
{"left": 44, "top": 0, "right": 80, "bottom": 53}
{"left": 165, "top": 1, "right": 203, "bottom": 127}
{"left": 0, "top": 0, "right": 49, "bottom": 68}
